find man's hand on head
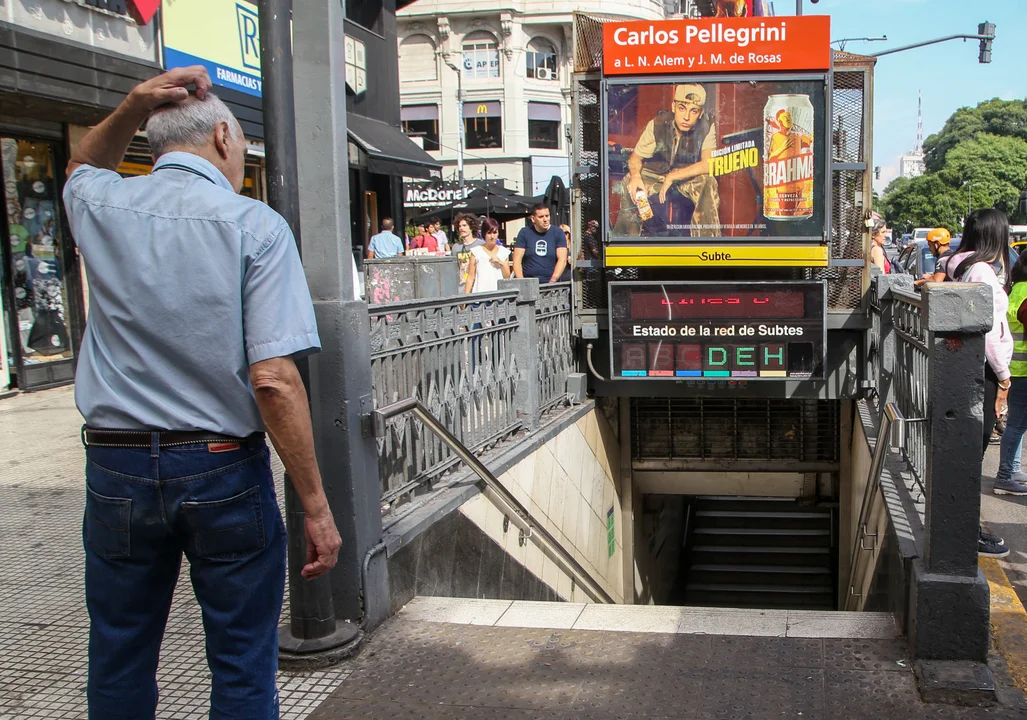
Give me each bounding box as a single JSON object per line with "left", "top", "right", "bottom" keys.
{"left": 128, "top": 66, "right": 213, "bottom": 114}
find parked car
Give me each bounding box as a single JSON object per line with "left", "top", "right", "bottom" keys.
{"left": 895, "top": 239, "right": 958, "bottom": 279}
{"left": 897, "top": 238, "right": 1016, "bottom": 282}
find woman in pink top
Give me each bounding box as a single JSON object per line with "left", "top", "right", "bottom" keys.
{"left": 945, "top": 209, "right": 1013, "bottom": 557}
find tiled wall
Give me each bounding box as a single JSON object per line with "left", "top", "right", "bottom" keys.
{"left": 456, "top": 406, "right": 625, "bottom": 602}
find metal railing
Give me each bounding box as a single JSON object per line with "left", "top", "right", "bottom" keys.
{"left": 536, "top": 282, "right": 574, "bottom": 416}
{"left": 369, "top": 291, "right": 522, "bottom": 506}
{"left": 889, "top": 286, "right": 929, "bottom": 503}
{"left": 845, "top": 402, "right": 903, "bottom": 610}
{"left": 369, "top": 279, "right": 576, "bottom": 507}
{"left": 373, "top": 397, "right": 614, "bottom": 604}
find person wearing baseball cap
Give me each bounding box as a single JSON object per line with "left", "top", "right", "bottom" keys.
{"left": 914, "top": 227, "right": 954, "bottom": 286}
{"left": 613, "top": 82, "right": 721, "bottom": 238}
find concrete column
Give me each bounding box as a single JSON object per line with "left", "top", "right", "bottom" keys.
{"left": 909, "top": 281, "right": 993, "bottom": 663}
{"left": 499, "top": 277, "right": 541, "bottom": 431}
{"left": 291, "top": 0, "right": 389, "bottom": 650}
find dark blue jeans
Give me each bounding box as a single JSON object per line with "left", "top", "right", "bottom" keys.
{"left": 83, "top": 436, "right": 286, "bottom": 720}
{"left": 998, "top": 377, "right": 1027, "bottom": 482}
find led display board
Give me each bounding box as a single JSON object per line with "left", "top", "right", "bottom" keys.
{"left": 609, "top": 281, "right": 825, "bottom": 380}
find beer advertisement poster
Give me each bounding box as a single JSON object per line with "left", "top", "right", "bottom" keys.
{"left": 606, "top": 79, "right": 827, "bottom": 243}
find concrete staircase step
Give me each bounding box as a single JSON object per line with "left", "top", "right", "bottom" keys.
{"left": 398, "top": 596, "right": 900, "bottom": 639}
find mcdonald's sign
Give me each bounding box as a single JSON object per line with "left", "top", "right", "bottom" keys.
{"left": 462, "top": 101, "right": 501, "bottom": 118}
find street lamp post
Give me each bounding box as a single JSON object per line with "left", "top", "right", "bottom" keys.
{"left": 966, "top": 181, "right": 978, "bottom": 216}
{"left": 442, "top": 56, "right": 465, "bottom": 185}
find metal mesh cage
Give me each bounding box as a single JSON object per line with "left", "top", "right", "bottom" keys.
{"left": 808, "top": 267, "right": 863, "bottom": 311}
{"left": 631, "top": 397, "right": 840, "bottom": 467}
{"left": 574, "top": 14, "right": 608, "bottom": 73}
{"left": 831, "top": 69, "right": 866, "bottom": 164}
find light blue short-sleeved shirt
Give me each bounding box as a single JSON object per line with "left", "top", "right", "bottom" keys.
{"left": 368, "top": 230, "right": 404, "bottom": 258}
{"left": 63, "top": 152, "right": 320, "bottom": 436}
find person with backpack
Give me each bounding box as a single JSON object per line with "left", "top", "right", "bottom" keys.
{"left": 944, "top": 209, "right": 1013, "bottom": 557}
{"left": 870, "top": 217, "right": 891, "bottom": 274}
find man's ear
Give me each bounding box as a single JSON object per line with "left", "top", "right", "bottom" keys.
{"left": 214, "top": 121, "right": 231, "bottom": 160}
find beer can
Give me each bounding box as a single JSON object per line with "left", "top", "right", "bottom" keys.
{"left": 635, "top": 189, "right": 654, "bottom": 222}
{"left": 763, "top": 94, "right": 815, "bottom": 221}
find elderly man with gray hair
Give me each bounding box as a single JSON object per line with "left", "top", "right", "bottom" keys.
{"left": 63, "top": 67, "right": 341, "bottom": 719}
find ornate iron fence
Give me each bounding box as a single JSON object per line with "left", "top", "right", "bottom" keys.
{"left": 889, "top": 286, "right": 929, "bottom": 502}
{"left": 537, "top": 282, "right": 574, "bottom": 416}
{"left": 369, "top": 291, "right": 522, "bottom": 506}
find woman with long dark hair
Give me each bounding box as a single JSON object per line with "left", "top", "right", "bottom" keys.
{"left": 945, "top": 209, "right": 1013, "bottom": 557}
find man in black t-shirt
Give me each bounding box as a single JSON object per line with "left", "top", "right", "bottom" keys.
{"left": 513, "top": 204, "right": 567, "bottom": 283}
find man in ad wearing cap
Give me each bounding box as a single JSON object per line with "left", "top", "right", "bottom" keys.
{"left": 614, "top": 83, "right": 721, "bottom": 238}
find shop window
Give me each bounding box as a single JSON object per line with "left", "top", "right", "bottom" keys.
{"left": 402, "top": 119, "right": 440, "bottom": 151}
{"left": 526, "top": 37, "right": 558, "bottom": 81}
{"left": 462, "top": 32, "right": 500, "bottom": 80}
{"left": 528, "top": 102, "right": 561, "bottom": 150}
{"left": 400, "top": 35, "right": 438, "bottom": 82}
{"left": 402, "top": 106, "right": 440, "bottom": 152}
{"left": 463, "top": 102, "right": 502, "bottom": 149}
{"left": 0, "top": 138, "right": 74, "bottom": 370}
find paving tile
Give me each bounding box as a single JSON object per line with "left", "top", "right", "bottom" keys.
{"left": 698, "top": 667, "right": 826, "bottom": 718}
{"left": 706, "top": 636, "right": 823, "bottom": 671}
{"left": 572, "top": 605, "right": 682, "bottom": 634}
{"left": 496, "top": 601, "right": 587, "bottom": 629}
{"left": 823, "top": 669, "right": 925, "bottom": 720}
{"left": 399, "top": 596, "right": 513, "bottom": 626}
{"left": 822, "top": 638, "right": 909, "bottom": 672}
{"left": 677, "top": 608, "right": 789, "bottom": 638}
{"left": 787, "top": 610, "right": 899, "bottom": 639}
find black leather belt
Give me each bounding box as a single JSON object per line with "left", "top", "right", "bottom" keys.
{"left": 82, "top": 427, "right": 264, "bottom": 448}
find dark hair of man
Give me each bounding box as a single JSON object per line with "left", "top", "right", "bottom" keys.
{"left": 454, "top": 212, "right": 479, "bottom": 237}
{"left": 381, "top": 217, "right": 394, "bottom": 231}
{"left": 531, "top": 203, "right": 549, "bottom": 216}
{"left": 481, "top": 217, "right": 500, "bottom": 235}
{"left": 954, "top": 208, "right": 1009, "bottom": 280}
{"left": 430, "top": 216, "right": 441, "bottom": 226}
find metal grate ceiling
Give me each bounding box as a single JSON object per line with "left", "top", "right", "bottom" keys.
{"left": 631, "top": 397, "right": 840, "bottom": 468}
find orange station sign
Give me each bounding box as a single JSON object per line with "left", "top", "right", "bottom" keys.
{"left": 603, "top": 16, "right": 831, "bottom": 75}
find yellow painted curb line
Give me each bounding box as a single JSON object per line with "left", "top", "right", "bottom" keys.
{"left": 981, "top": 557, "right": 1027, "bottom": 693}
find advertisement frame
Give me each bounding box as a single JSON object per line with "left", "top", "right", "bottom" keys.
{"left": 606, "top": 279, "right": 828, "bottom": 382}
{"left": 601, "top": 71, "right": 833, "bottom": 249}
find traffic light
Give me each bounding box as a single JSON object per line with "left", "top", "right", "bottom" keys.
{"left": 978, "top": 22, "right": 995, "bottom": 64}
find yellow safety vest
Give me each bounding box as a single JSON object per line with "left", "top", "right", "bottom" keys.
{"left": 1007, "top": 282, "right": 1027, "bottom": 377}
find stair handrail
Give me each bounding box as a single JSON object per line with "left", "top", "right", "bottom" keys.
{"left": 373, "top": 397, "right": 616, "bottom": 604}
{"left": 844, "top": 401, "right": 903, "bottom": 610}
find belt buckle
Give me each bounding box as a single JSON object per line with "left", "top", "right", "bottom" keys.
{"left": 81, "top": 425, "right": 89, "bottom": 448}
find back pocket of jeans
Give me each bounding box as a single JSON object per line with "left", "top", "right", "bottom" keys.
{"left": 85, "top": 486, "right": 131, "bottom": 558}
{"left": 182, "top": 485, "right": 265, "bottom": 560}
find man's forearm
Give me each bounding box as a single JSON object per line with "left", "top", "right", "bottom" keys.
{"left": 627, "top": 152, "right": 644, "bottom": 180}
{"left": 252, "top": 364, "right": 329, "bottom": 518}
{"left": 549, "top": 254, "right": 568, "bottom": 283}
{"left": 68, "top": 97, "right": 149, "bottom": 174}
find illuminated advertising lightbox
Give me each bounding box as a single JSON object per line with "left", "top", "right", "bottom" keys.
{"left": 609, "top": 281, "right": 826, "bottom": 381}
{"left": 606, "top": 78, "right": 827, "bottom": 243}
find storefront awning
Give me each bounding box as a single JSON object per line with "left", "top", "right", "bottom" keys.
{"left": 347, "top": 113, "right": 442, "bottom": 180}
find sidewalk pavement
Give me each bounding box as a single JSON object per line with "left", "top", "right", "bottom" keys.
{"left": 309, "top": 597, "right": 1027, "bottom": 720}
{"left": 982, "top": 445, "right": 1027, "bottom": 608}
{"left": 2, "top": 386, "right": 1027, "bottom": 719}
{"left": 0, "top": 387, "right": 351, "bottom": 719}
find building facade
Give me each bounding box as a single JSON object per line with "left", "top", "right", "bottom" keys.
{"left": 396, "top": 0, "right": 669, "bottom": 234}
{"left": 899, "top": 152, "right": 925, "bottom": 180}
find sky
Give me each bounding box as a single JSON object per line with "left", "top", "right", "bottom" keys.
{"left": 792, "top": 0, "right": 1025, "bottom": 193}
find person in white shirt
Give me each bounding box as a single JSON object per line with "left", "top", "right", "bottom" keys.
{"left": 464, "top": 217, "right": 511, "bottom": 293}
{"left": 431, "top": 216, "right": 450, "bottom": 254}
